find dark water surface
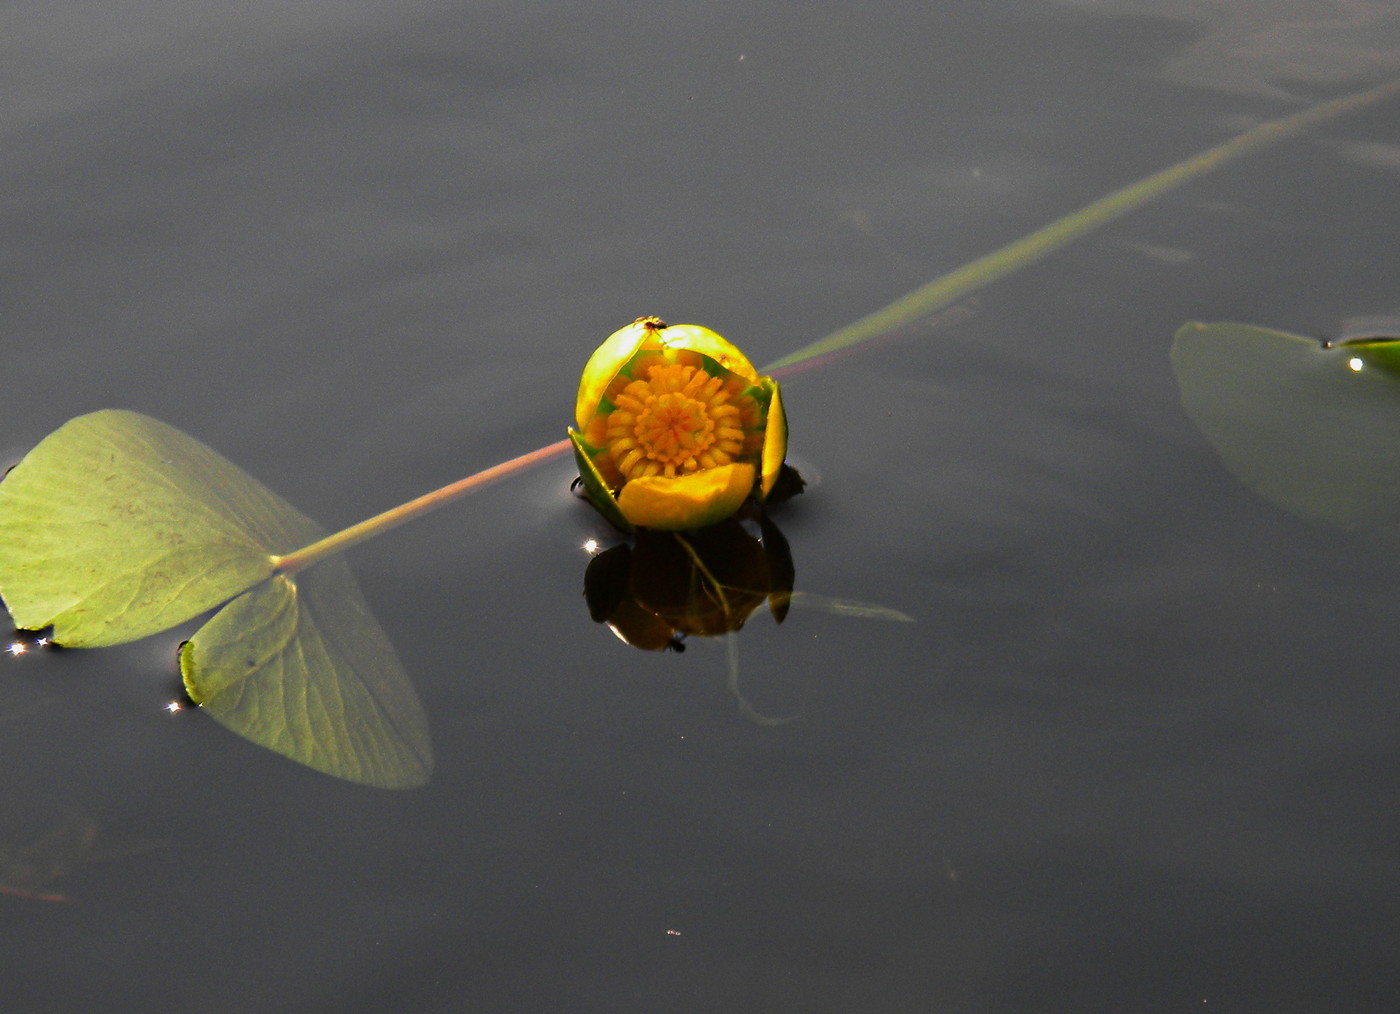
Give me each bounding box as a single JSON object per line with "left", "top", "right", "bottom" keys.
{"left": 4, "top": 2, "right": 1400, "bottom": 1011}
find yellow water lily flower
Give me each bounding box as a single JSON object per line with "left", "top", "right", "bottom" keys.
{"left": 570, "top": 316, "right": 788, "bottom": 531}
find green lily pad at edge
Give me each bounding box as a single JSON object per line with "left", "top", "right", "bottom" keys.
{"left": 0, "top": 410, "right": 307, "bottom": 646}
{"left": 1171, "top": 321, "right": 1400, "bottom": 527}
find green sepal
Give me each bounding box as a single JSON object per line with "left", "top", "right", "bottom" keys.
{"left": 568, "top": 429, "right": 633, "bottom": 533}
{"left": 759, "top": 378, "right": 787, "bottom": 501}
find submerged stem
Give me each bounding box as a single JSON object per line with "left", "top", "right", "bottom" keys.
{"left": 271, "top": 75, "right": 1400, "bottom": 574}
{"left": 274, "top": 438, "right": 572, "bottom": 575}
{"left": 761, "top": 75, "right": 1400, "bottom": 373}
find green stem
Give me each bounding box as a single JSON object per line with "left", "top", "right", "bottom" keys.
{"left": 761, "top": 75, "right": 1400, "bottom": 373}
{"left": 277, "top": 75, "right": 1400, "bottom": 573}
{"left": 274, "top": 438, "right": 572, "bottom": 574}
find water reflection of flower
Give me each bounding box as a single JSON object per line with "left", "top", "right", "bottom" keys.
{"left": 582, "top": 509, "right": 799, "bottom": 652}
{"left": 569, "top": 317, "right": 787, "bottom": 532}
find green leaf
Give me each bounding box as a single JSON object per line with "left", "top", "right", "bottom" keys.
{"left": 1171, "top": 321, "right": 1400, "bottom": 526}
{"left": 0, "top": 409, "right": 433, "bottom": 788}
{"left": 179, "top": 559, "right": 433, "bottom": 789}
{"left": 0, "top": 410, "right": 312, "bottom": 646}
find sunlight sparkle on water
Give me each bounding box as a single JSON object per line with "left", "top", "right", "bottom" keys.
{"left": 8, "top": 636, "right": 51, "bottom": 656}
{"left": 583, "top": 539, "right": 601, "bottom": 555}
{"left": 1348, "top": 356, "right": 1364, "bottom": 372}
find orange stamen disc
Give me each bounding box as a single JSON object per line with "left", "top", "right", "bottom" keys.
{"left": 603, "top": 362, "right": 754, "bottom": 482}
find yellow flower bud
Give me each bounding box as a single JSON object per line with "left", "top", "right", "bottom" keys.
{"left": 569, "top": 317, "right": 788, "bottom": 531}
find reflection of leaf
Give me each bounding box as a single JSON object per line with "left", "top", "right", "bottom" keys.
{"left": 1171, "top": 321, "right": 1400, "bottom": 526}
{"left": 0, "top": 410, "right": 432, "bottom": 788}
{"left": 0, "top": 410, "right": 307, "bottom": 647}
{"left": 180, "top": 560, "right": 433, "bottom": 789}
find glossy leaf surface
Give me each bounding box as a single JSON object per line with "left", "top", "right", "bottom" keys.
{"left": 0, "top": 410, "right": 305, "bottom": 646}
{"left": 0, "top": 410, "right": 431, "bottom": 787}
{"left": 180, "top": 559, "right": 433, "bottom": 788}
{"left": 1171, "top": 321, "right": 1400, "bottom": 526}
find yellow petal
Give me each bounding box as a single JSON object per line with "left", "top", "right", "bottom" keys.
{"left": 616, "top": 463, "right": 756, "bottom": 531}
{"left": 576, "top": 318, "right": 764, "bottom": 429}
{"left": 759, "top": 379, "right": 787, "bottom": 500}
{"left": 575, "top": 317, "right": 661, "bottom": 430}
{"left": 654, "top": 324, "right": 760, "bottom": 384}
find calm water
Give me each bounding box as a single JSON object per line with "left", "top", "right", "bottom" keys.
{"left": 4, "top": 3, "right": 1400, "bottom": 1011}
